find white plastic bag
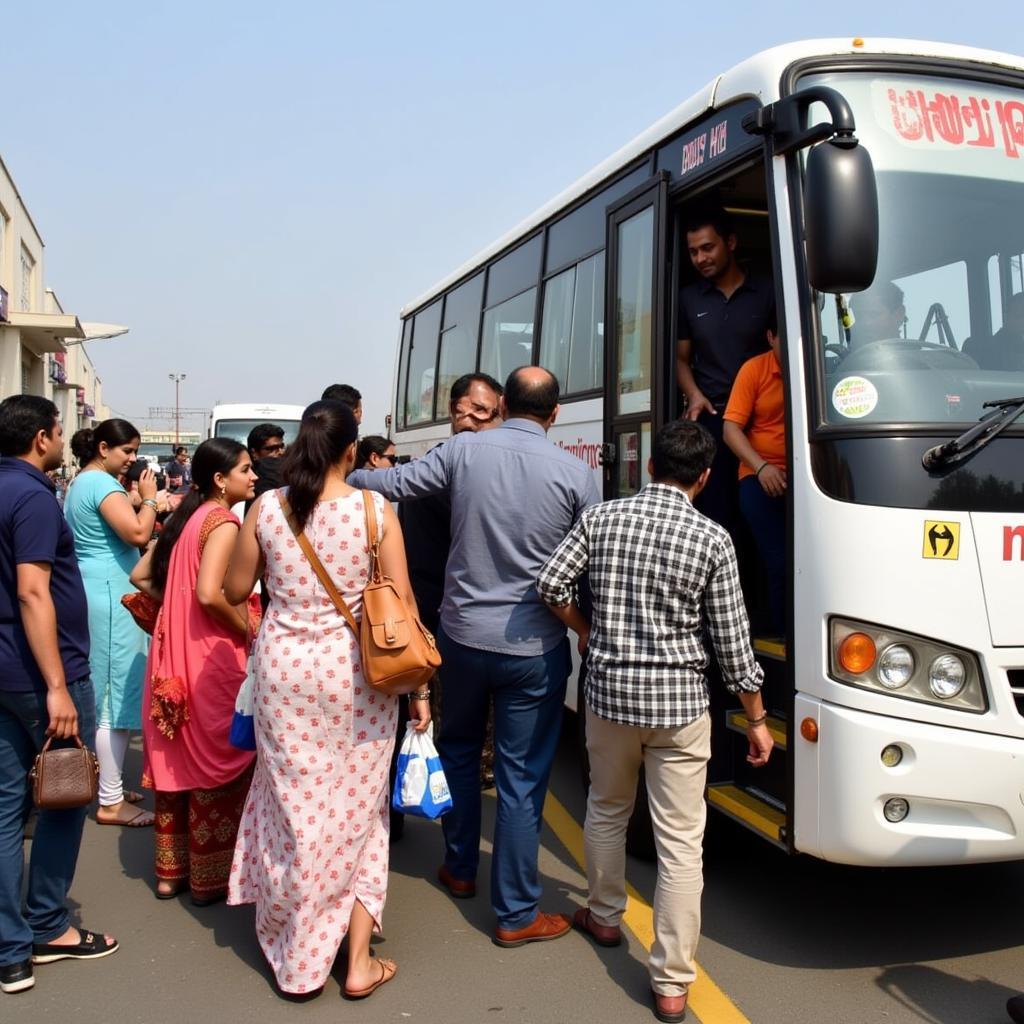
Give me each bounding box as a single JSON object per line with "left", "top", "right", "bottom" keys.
{"left": 391, "top": 723, "right": 452, "bottom": 819}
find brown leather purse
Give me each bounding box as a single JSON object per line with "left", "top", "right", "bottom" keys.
{"left": 29, "top": 736, "right": 100, "bottom": 809}
{"left": 280, "top": 491, "right": 440, "bottom": 696}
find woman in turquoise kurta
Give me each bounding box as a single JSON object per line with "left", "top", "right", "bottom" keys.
{"left": 65, "top": 419, "right": 160, "bottom": 827}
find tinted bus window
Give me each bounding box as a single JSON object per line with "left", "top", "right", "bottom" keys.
{"left": 406, "top": 300, "right": 441, "bottom": 426}
{"left": 539, "top": 250, "right": 605, "bottom": 395}
{"left": 545, "top": 165, "right": 650, "bottom": 274}
{"left": 486, "top": 235, "right": 542, "bottom": 308}
{"left": 396, "top": 317, "right": 412, "bottom": 427}
{"left": 480, "top": 288, "right": 536, "bottom": 384}
{"left": 436, "top": 273, "right": 484, "bottom": 416}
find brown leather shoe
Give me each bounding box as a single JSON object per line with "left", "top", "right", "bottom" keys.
{"left": 494, "top": 911, "right": 572, "bottom": 948}
{"left": 652, "top": 989, "right": 687, "bottom": 1023}
{"left": 573, "top": 906, "right": 622, "bottom": 947}
{"left": 437, "top": 865, "right": 476, "bottom": 899}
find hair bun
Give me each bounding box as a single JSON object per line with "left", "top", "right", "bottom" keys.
{"left": 70, "top": 428, "right": 96, "bottom": 465}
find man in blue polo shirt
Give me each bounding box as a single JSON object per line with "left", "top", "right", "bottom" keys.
{"left": 675, "top": 206, "right": 775, "bottom": 536}
{"left": 0, "top": 395, "right": 118, "bottom": 995}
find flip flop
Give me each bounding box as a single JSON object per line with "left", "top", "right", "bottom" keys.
{"left": 155, "top": 880, "right": 188, "bottom": 900}
{"left": 97, "top": 806, "right": 154, "bottom": 828}
{"left": 343, "top": 958, "right": 397, "bottom": 1000}
{"left": 32, "top": 929, "right": 119, "bottom": 964}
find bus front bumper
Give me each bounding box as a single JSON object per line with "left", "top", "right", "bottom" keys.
{"left": 794, "top": 694, "right": 1024, "bottom": 866}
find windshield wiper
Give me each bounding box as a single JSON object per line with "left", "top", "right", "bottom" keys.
{"left": 922, "top": 395, "right": 1024, "bottom": 471}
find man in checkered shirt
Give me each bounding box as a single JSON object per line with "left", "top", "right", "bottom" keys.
{"left": 536, "top": 419, "right": 772, "bottom": 1024}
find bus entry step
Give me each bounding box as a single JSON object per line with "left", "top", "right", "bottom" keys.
{"left": 707, "top": 783, "right": 787, "bottom": 847}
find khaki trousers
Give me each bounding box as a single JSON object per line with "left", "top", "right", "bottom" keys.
{"left": 584, "top": 707, "right": 711, "bottom": 997}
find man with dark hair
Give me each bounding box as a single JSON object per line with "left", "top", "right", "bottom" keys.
{"left": 348, "top": 365, "right": 599, "bottom": 948}
{"left": 675, "top": 206, "right": 774, "bottom": 533}
{"left": 537, "top": 419, "right": 771, "bottom": 1024}
{"left": 0, "top": 395, "right": 119, "bottom": 994}
{"left": 246, "top": 423, "right": 286, "bottom": 461}
{"left": 320, "top": 383, "right": 362, "bottom": 425}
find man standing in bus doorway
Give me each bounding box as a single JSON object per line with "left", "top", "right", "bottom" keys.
{"left": 388, "top": 372, "right": 503, "bottom": 841}
{"left": 537, "top": 420, "right": 772, "bottom": 1024}
{"left": 348, "top": 367, "right": 600, "bottom": 948}
{"left": 676, "top": 206, "right": 774, "bottom": 536}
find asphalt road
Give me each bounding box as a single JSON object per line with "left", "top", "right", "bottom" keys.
{"left": 11, "top": 721, "right": 1024, "bottom": 1024}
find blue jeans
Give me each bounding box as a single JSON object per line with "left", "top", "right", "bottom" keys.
{"left": 0, "top": 680, "right": 96, "bottom": 967}
{"left": 738, "top": 475, "right": 786, "bottom": 634}
{"left": 436, "top": 629, "right": 570, "bottom": 930}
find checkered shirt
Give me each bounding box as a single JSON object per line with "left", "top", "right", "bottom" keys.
{"left": 536, "top": 482, "right": 763, "bottom": 728}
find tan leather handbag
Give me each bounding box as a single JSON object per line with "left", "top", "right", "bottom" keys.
{"left": 30, "top": 736, "right": 100, "bottom": 810}
{"left": 280, "top": 492, "right": 440, "bottom": 696}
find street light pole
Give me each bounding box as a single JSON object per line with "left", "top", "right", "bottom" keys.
{"left": 169, "top": 373, "right": 187, "bottom": 445}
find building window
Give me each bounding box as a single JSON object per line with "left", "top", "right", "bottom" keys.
{"left": 20, "top": 246, "right": 35, "bottom": 312}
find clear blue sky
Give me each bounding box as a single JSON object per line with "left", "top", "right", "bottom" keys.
{"left": 5, "top": 1, "right": 1022, "bottom": 435}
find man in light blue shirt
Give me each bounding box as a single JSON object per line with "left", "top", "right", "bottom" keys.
{"left": 348, "top": 366, "right": 599, "bottom": 947}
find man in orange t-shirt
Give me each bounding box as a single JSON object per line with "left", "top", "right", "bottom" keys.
{"left": 723, "top": 310, "right": 785, "bottom": 634}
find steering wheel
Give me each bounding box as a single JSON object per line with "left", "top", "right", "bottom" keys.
{"left": 840, "top": 337, "right": 977, "bottom": 372}
{"left": 823, "top": 344, "right": 847, "bottom": 375}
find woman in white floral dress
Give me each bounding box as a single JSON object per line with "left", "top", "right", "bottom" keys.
{"left": 224, "top": 400, "right": 430, "bottom": 999}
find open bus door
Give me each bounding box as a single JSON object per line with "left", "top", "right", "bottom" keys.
{"left": 602, "top": 173, "right": 671, "bottom": 500}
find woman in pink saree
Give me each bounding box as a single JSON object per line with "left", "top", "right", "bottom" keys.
{"left": 130, "top": 438, "right": 259, "bottom": 904}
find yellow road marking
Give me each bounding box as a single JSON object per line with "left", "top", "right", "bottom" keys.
{"left": 543, "top": 791, "right": 752, "bottom": 1024}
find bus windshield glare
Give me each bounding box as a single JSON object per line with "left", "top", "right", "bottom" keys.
{"left": 810, "top": 71, "right": 1024, "bottom": 427}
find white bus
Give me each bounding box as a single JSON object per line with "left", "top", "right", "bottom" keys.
{"left": 389, "top": 38, "right": 1024, "bottom": 866}
{"left": 209, "top": 403, "right": 304, "bottom": 449}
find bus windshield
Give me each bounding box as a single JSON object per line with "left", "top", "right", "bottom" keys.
{"left": 810, "top": 70, "right": 1024, "bottom": 427}
{"left": 213, "top": 419, "right": 302, "bottom": 447}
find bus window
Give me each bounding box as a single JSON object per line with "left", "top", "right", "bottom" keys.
{"left": 615, "top": 207, "right": 653, "bottom": 415}
{"left": 396, "top": 318, "right": 412, "bottom": 427}
{"left": 486, "top": 235, "right": 542, "bottom": 308}
{"left": 436, "top": 273, "right": 484, "bottom": 416}
{"left": 480, "top": 288, "right": 536, "bottom": 384}
{"left": 406, "top": 300, "right": 441, "bottom": 426}
{"left": 539, "top": 250, "right": 605, "bottom": 394}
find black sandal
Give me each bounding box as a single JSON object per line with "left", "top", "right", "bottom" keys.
{"left": 32, "top": 929, "right": 119, "bottom": 964}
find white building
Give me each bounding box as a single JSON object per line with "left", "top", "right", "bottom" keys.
{"left": 0, "top": 153, "right": 124, "bottom": 433}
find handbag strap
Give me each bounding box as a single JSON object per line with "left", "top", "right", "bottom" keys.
{"left": 361, "top": 490, "right": 383, "bottom": 583}
{"left": 278, "top": 492, "right": 360, "bottom": 638}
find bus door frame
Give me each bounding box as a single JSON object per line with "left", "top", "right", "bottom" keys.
{"left": 602, "top": 171, "right": 671, "bottom": 501}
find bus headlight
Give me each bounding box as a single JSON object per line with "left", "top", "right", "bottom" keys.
{"left": 829, "top": 619, "right": 986, "bottom": 713}
{"left": 929, "top": 654, "right": 967, "bottom": 700}
{"left": 877, "top": 645, "right": 914, "bottom": 689}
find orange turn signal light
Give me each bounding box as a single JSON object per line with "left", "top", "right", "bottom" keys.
{"left": 838, "top": 632, "right": 877, "bottom": 674}
{"left": 800, "top": 718, "right": 819, "bottom": 742}
{"left": 852, "top": 37, "right": 865, "bottom": 48}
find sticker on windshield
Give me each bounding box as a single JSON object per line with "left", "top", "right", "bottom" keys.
{"left": 831, "top": 376, "right": 878, "bottom": 419}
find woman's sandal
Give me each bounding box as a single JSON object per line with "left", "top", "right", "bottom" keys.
{"left": 155, "top": 880, "right": 188, "bottom": 900}
{"left": 123, "top": 790, "right": 146, "bottom": 804}
{"left": 32, "top": 929, "right": 119, "bottom": 964}
{"left": 96, "top": 805, "right": 154, "bottom": 828}
{"left": 343, "top": 958, "right": 397, "bottom": 1000}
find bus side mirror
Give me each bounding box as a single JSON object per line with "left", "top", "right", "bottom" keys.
{"left": 804, "top": 139, "right": 879, "bottom": 294}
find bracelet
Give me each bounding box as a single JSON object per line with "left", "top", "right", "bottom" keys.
{"left": 745, "top": 712, "right": 768, "bottom": 727}
{"left": 409, "top": 689, "right": 430, "bottom": 701}
{"left": 141, "top": 499, "right": 158, "bottom": 510}
{"left": 754, "top": 462, "right": 769, "bottom": 477}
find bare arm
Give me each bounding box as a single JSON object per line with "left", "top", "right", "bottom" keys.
{"left": 99, "top": 488, "right": 157, "bottom": 547}
{"left": 676, "top": 337, "right": 714, "bottom": 420}
{"left": 129, "top": 544, "right": 161, "bottom": 600}
{"left": 223, "top": 497, "right": 266, "bottom": 605}
{"left": 196, "top": 522, "right": 248, "bottom": 636}
{"left": 377, "top": 501, "right": 432, "bottom": 732}
{"left": 722, "top": 421, "right": 786, "bottom": 497}
{"left": 16, "top": 562, "right": 78, "bottom": 738}
{"left": 544, "top": 599, "right": 590, "bottom": 656}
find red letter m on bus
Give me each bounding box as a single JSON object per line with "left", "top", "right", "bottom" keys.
{"left": 1004, "top": 526, "right": 1024, "bottom": 561}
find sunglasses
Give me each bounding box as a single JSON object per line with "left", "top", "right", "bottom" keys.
{"left": 379, "top": 453, "right": 398, "bottom": 465}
